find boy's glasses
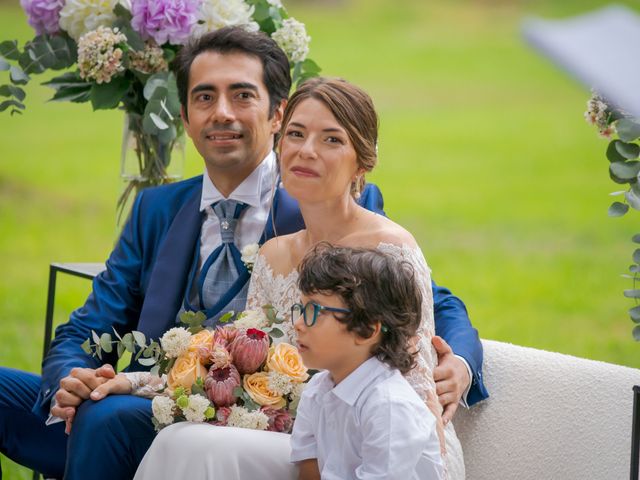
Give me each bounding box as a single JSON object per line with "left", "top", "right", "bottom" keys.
{"left": 290, "top": 301, "right": 351, "bottom": 327}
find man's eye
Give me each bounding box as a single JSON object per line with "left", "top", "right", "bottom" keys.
{"left": 196, "top": 93, "right": 212, "bottom": 102}
{"left": 237, "top": 92, "right": 253, "bottom": 100}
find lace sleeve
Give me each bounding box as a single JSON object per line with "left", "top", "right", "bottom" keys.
{"left": 122, "top": 372, "right": 166, "bottom": 398}
{"left": 246, "top": 253, "right": 273, "bottom": 312}
{"left": 377, "top": 243, "right": 437, "bottom": 403}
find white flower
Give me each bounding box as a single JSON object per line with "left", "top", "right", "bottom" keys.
{"left": 271, "top": 18, "right": 310, "bottom": 63}
{"left": 226, "top": 405, "right": 269, "bottom": 430}
{"left": 160, "top": 327, "right": 192, "bottom": 358}
{"left": 288, "top": 382, "right": 306, "bottom": 411}
{"left": 59, "top": 0, "right": 123, "bottom": 41}
{"left": 234, "top": 309, "right": 268, "bottom": 330}
{"left": 192, "top": 0, "right": 259, "bottom": 39}
{"left": 77, "top": 26, "right": 127, "bottom": 84}
{"left": 266, "top": 0, "right": 283, "bottom": 7}
{"left": 240, "top": 243, "right": 259, "bottom": 271}
{"left": 267, "top": 370, "right": 293, "bottom": 396}
{"left": 152, "top": 395, "right": 176, "bottom": 425}
{"left": 181, "top": 394, "right": 212, "bottom": 422}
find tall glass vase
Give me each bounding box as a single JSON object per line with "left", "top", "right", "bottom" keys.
{"left": 119, "top": 112, "right": 185, "bottom": 226}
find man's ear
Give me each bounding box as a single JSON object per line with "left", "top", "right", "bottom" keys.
{"left": 271, "top": 99, "right": 287, "bottom": 134}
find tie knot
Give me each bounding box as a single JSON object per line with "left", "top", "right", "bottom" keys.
{"left": 211, "top": 199, "right": 247, "bottom": 243}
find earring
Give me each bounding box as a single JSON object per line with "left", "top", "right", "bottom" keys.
{"left": 352, "top": 177, "right": 361, "bottom": 199}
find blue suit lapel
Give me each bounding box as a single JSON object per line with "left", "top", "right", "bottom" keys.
{"left": 138, "top": 187, "right": 202, "bottom": 340}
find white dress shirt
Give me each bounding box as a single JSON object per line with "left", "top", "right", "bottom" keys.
{"left": 291, "top": 357, "right": 444, "bottom": 480}
{"left": 198, "top": 151, "right": 277, "bottom": 270}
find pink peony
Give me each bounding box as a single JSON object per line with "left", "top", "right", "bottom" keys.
{"left": 261, "top": 407, "right": 293, "bottom": 433}
{"left": 205, "top": 365, "right": 241, "bottom": 407}
{"left": 229, "top": 328, "right": 269, "bottom": 374}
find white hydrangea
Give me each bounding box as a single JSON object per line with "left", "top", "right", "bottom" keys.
{"left": 77, "top": 26, "right": 127, "bottom": 84}
{"left": 181, "top": 394, "right": 211, "bottom": 422}
{"left": 160, "top": 327, "right": 192, "bottom": 358}
{"left": 152, "top": 396, "right": 175, "bottom": 426}
{"left": 267, "top": 370, "right": 293, "bottom": 396}
{"left": 192, "top": 0, "right": 259, "bottom": 39}
{"left": 271, "top": 18, "right": 310, "bottom": 63}
{"left": 226, "top": 405, "right": 269, "bottom": 430}
{"left": 240, "top": 243, "right": 259, "bottom": 271}
{"left": 288, "top": 382, "right": 306, "bottom": 411}
{"left": 59, "top": 0, "right": 122, "bottom": 41}
{"left": 234, "top": 309, "right": 268, "bottom": 330}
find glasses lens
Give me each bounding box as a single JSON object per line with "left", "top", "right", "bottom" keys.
{"left": 291, "top": 304, "right": 303, "bottom": 324}
{"left": 303, "top": 302, "right": 317, "bottom": 326}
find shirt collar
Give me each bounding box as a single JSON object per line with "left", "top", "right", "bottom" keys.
{"left": 199, "top": 151, "right": 277, "bottom": 212}
{"left": 331, "top": 357, "right": 391, "bottom": 406}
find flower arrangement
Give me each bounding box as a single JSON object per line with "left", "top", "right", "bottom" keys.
{"left": 585, "top": 92, "right": 640, "bottom": 339}
{"left": 82, "top": 307, "right": 309, "bottom": 432}
{"left": 1, "top": 0, "right": 320, "bottom": 219}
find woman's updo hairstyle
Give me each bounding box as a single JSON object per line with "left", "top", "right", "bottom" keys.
{"left": 280, "top": 77, "right": 379, "bottom": 198}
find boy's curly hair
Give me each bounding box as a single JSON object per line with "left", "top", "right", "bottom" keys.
{"left": 297, "top": 243, "right": 422, "bottom": 374}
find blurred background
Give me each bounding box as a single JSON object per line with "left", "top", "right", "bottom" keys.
{"left": 1, "top": 0, "right": 639, "bottom": 475}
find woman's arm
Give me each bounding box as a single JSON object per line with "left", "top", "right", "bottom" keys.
{"left": 297, "top": 459, "right": 320, "bottom": 480}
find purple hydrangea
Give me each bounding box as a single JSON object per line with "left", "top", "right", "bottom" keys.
{"left": 131, "top": 0, "right": 200, "bottom": 46}
{"left": 20, "top": 0, "right": 64, "bottom": 35}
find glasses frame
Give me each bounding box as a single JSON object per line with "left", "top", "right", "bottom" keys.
{"left": 291, "top": 301, "right": 351, "bottom": 327}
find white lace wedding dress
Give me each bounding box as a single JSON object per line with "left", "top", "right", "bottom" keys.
{"left": 134, "top": 243, "right": 465, "bottom": 480}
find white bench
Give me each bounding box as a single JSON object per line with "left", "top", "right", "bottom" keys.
{"left": 452, "top": 339, "right": 640, "bottom": 479}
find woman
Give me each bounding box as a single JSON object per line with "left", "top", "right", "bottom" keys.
{"left": 133, "top": 77, "right": 464, "bottom": 479}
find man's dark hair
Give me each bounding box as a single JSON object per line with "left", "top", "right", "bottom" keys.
{"left": 175, "top": 26, "right": 291, "bottom": 120}
{"left": 297, "top": 243, "right": 423, "bottom": 374}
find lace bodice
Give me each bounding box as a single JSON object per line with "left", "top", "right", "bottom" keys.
{"left": 246, "top": 242, "right": 438, "bottom": 402}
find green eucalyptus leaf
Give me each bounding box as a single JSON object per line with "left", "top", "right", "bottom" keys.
{"left": 269, "top": 327, "right": 284, "bottom": 338}
{"left": 117, "top": 342, "right": 125, "bottom": 358}
{"left": 607, "top": 140, "right": 627, "bottom": 163}
{"left": 91, "top": 330, "right": 101, "bottom": 344}
{"left": 143, "top": 75, "right": 167, "bottom": 101}
{"left": 9, "top": 65, "right": 28, "bottom": 85}
{"left": 100, "top": 333, "right": 113, "bottom": 353}
{"left": 81, "top": 338, "right": 92, "bottom": 355}
{"left": 122, "top": 332, "right": 136, "bottom": 352}
{"left": 615, "top": 141, "right": 640, "bottom": 160}
{"left": 150, "top": 365, "right": 160, "bottom": 377}
{"left": 630, "top": 306, "right": 640, "bottom": 323}
{"left": 633, "top": 249, "right": 640, "bottom": 264}
{"left": 50, "top": 85, "right": 91, "bottom": 103}
{"left": 233, "top": 386, "right": 244, "bottom": 397}
{"left": 610, "top": 161, "right": 640, "bottom": 181}
{"left": 0, "top": 99, "right": 25, "bottom": 112}
{"left": 0, "top": 40, "right": 20, "bottom": 60}
{"left": 90, "top": 76, "right": 129, "bottom": 109}
{"left": 149, "top": 112, "right": 169, "bottom": 130}
{"left": 608, "top": 201, "right": 629, "bottom": 217}
{"left": 633, "top": 234, "right": 640, "bottom": 244}
{"left": 617, "top": 118, "right": 640, "bottom": 142}
{"left": 0, "top": 57, "right": 10, "bottom": 71}
{"left": 95, "top": 344, "right": 102, "bottom": 360}
{"left": 138, "top": 357, "right": 158, "bottom": 367}
{"left": 621, "top": 274, "right": 634, "bottom": 279}
{"left": 623, "top": 289, "right": 640, "bottom": 298}
{"left": 114, "top": 3, "right": 133, "bottom": 21}
{"left": 112, "top": 327, "right": 123, "bottom": 340}
{"left": 629, "top": 265, "right": 640, "bottom": 273}
{"left": 633, "top": 325, "right": 640, "bottom": 342}
{"left": 625, "top": 191, "right": 640, "bottom": 211}
{"left": 132, "top": 331, "right": 146, "bottom": 348}
{"left": 2, "top": 84, "right": 26, "bottom": 101}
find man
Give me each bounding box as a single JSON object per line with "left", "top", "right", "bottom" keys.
{"left": 0, "top": 27, "right": 487, "bottom": 479}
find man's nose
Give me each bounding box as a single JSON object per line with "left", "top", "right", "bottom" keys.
{"left": 211, "top": 96, "right": 234, "bottom": 123}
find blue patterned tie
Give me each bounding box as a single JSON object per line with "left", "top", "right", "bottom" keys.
{"left": 196, "top": 199, "right": 249, "bottom": 319}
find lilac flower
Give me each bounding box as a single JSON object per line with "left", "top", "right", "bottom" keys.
{"left": 20, "top": 0, "right": 64, "bottom": 35}
{"left": 131, "top": 0, "right": 200, "bottom": 46}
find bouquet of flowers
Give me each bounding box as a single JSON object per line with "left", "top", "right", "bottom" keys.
{"left": 82, "top": 307, "right": 309, "bottom": 432}
{"left": 1, "top": 0, "right": 320, "bottom": 219}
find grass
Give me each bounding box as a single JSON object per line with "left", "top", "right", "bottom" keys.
{"left": 1, "top": 0, "right": 639, "bottom": 476}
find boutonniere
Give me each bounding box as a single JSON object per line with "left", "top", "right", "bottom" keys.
{"left": 241, "top": 243, "right": 260, "bottom": 272}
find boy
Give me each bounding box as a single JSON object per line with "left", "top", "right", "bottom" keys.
{"left": 290, "top": 243, "right": 444, "bottom": 480}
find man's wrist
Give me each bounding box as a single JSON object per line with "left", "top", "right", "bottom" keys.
{"left": 454, "top": 354, "right": 473, "bottom": 408}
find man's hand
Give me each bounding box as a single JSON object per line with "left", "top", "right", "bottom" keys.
{"left": 432, "top": 336, "right": 471, "bottom": 425}
{"left": 51, "top": 364, "right": 117, "bottom": 433}
{"left": 90, "top": 374, "right": 132, "bottom": 401}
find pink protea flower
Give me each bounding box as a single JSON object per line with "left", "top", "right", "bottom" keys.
{"left": 213, "top": 406, "right": 232, "bottom": 426}
{"left": 214, "top": 325, "right": 239, "bottom": 348}
{"left": 205, "top": 365, "right": 241, "bottom": 408}
{"left": 261, "top": 407, "right": 293, "bottom": 433}
{"left": 229, "top": 328, "right": 269, "bottom": 374}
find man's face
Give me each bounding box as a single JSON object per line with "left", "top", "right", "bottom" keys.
{"left": 183, "top": 51, "right": 283, "bottom": 190}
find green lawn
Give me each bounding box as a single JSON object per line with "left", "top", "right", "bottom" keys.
{"left": 1, "top": 0, "right": 639, "bottom": 476}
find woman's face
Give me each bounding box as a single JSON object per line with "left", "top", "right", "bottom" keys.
{"left": 279, "top": 98, "right": 360, "bottom": 204}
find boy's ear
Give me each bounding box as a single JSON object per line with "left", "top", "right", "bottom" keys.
{"left": 353, "top": 322, "right": 383, "bottom": 347}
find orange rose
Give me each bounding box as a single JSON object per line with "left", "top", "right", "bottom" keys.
{"left": 266, "top": 343, "right": 309, "bottom": 383}
{"left": 188, "top": 329, "right": 214, "bottom": 354}
{"left": 243, "top": 372, "right": 286, "bottom": 408}
{"left": 167, "top": 353, "right": 208, "bottom": 391}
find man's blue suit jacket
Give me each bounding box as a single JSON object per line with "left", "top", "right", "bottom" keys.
{"left": 36, "top": 176, "right": 488, "bottom": 417}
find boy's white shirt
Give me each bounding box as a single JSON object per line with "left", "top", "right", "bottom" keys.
{"left": 290, "top": 357, "right": 445, "bottom": 480}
